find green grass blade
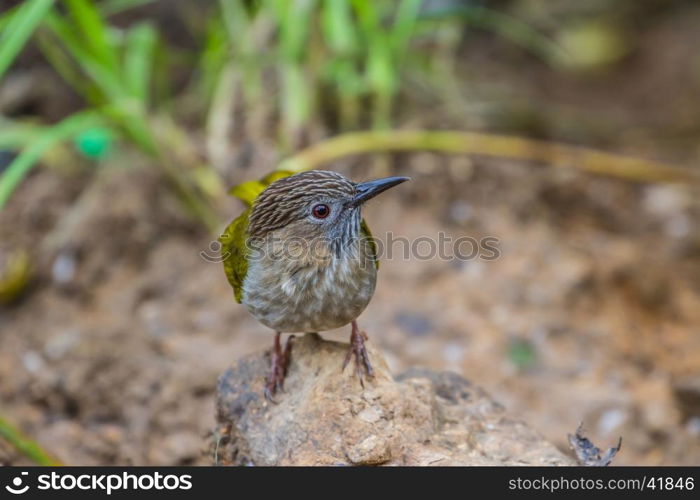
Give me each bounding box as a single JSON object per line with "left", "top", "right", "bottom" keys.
{"left": 322, "top": 0, "right": 357, "bottom": 54}
{"left": 0, "top": 121, "right": 42, "bottom": 149}
{"left": 0, "top": 4, "right": 22, "bottom": 33}
{"left": 64, "top": 0, "right": 120, "bottom": 73}
{"left": 99, "top": 0, "right": 156, "bottom": 17}
{"left": 200, "top": 16, "right": 228, "bottom": 101}
{"left": 220, "top": 0, "right": 252, "bottom": 41}
{"left": 0, "top": 111, "right": 104, "bottom": 210}
{"left": 421, "top": 6, "right": 565, "bottom": 63}
{"left": 273, "top": 0, "right": 315, "bottom": 61}
{"left": 44, "top": 12, "right": 127, "bottom": 101}
{"left": 124, "top": 22, "right": 157, "bottom": 102}
{"left": 0, "top": 0, "right": 55, "bottom": 81}
{"left": 281, "top": 62, "right": 310, "bottom": 131}
{"left": 391, "top": 0, "right": 422, "bottom": 53}
{"left": 0, "top": 416, "right": 62, "bottom": 466}
{"left": 351, "top": 0, "right": 396, "bottom": 128}
{"left": 35, "top": 30, "right": 90, "bottom": 96}
{"left": 97, "top": 102, "right": 155, "bottom": 154}
{"left": 351, "top": 0, "right": 380, "bottom": 37}
{"left": 351, "top": 0, "right": 392, "bottom": 91}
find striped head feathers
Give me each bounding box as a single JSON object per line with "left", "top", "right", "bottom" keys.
{"left": 248, "top": 170, "right": 356, "bottom": 241}
{"left": 247, "top": 170, "right": 409, "bottom": 259}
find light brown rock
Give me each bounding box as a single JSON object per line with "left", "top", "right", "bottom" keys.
{"left": 214, "top": 333, "right": 574, "bottom": 466}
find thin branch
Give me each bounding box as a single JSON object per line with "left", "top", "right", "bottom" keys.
{"left": 278, "top": 130, "right": 700, "bottom": 185}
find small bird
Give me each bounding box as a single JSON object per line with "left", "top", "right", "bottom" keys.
{"left": 220, "top": 170, "right": 408, "bottom": 400}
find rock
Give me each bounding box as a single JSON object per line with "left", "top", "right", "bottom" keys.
{"left": 673, "top": 376, "right": 700, "bottom": 423}
{"left": 214, "top": 333, "right": 574, "bottom": 466}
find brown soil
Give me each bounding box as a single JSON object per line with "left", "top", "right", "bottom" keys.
{"left": 2, "top": 2, "right": 700, "bottom": 467}
{"left": 1, "top": 150, "right": 699, "bottom": 465}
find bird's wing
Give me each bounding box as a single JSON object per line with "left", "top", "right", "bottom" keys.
{"left": 360, "top": 218, "right": 379, "bottom": 269}
{"left": 219, "top": 208, "right": 250, "bottom": 303}
{"left": 228, "top": 170, "right": 295, "bottom": 206}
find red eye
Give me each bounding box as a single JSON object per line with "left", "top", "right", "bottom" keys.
{"left": 312, "top": 204, "right": 330, "bottom": 219}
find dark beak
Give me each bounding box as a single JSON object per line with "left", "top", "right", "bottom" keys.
{"left": 351, "top": 176, "right": 410, "bottom": 207}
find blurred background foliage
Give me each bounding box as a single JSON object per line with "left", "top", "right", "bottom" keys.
{"left": 2, "top": 0, "right": 700, "bottom": 466}
{"left": 1, "top": 0, "right": 694, "bottom": 229}
{"left": 0, "top": 0, "right": 648, "bottom": 228}
{"left": 1, "top": 0, "right": 548, "bottom": 218}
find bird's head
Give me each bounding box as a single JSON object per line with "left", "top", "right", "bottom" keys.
{"left": 248, "top": 170, "right": 408, "bottom": 254}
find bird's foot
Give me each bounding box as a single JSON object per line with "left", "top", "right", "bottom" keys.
{"left": 265, "top": 333, "right": 294, "bottom": 403}
{"left": 342, "top": 321, "right": 374, "bottom": 387}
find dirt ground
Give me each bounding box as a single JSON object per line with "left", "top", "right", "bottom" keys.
{"left": 1, "top": 152, "right": 699, "bottom": 465}
{"left": 2, "top": 3, "right": 700, "bottom": 466}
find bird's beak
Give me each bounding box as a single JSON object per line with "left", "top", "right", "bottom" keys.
{"left": 350, "top": 176, "right": 410, "bottom": 207}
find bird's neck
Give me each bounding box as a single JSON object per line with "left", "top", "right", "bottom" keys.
{"left": 249, "top": 211, "right": 364, "bottom": 267}
{"left": 328, "top": 209, "right": 362, "bottom": 258}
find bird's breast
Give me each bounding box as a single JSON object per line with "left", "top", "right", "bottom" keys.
{"left": 241, "top": 245, "right": 377, "bottom": 333}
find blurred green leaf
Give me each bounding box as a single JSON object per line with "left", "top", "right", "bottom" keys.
{"left": 0, "top": 4, "right": 22, "bottom": 33}
{"left": 124, "top": 22, "right": 157, "bottom": 102}
{"left": 366, "top": 43, "right": 395, "bottom": 95}
{"left": 200, "top": 16, "right": 228, "bottom": 100}
{"left": 43, "top": 12, "right": 127, "bottom": 101}
{"left": 557, "top": 21, "right": 629, "bottom": 71}
{"left": 191, "top": 165, "right": 225, "bottom": 199}
{"left": 420, "top": 5, "right": 565, "bottom": 65}
{"left": 0, "top": 248, "right": 32, "bottom": 304}
{"left": 218, "top": 0, "right": 267, "bottom": 103}
{"left": 391, "top": 0, "right": 422, "bottom": 54}
{"left": 0, "top": 111, "right": 104, "bottom": 209}
{"left": 64, "top": 0, "right": 120, "bottom": 73}
{"left": 99, "top": 0, "right": 156, "bottom": 17}
{"left": 0, "top": 416, "right": 61, "bottom": 466}
{"left": 281, "top": 62, "right": 311, "bottom": 131}
{"left": 0, "top": 121, "right": 43, "bottom": 150}
{"left": 322, "top": 0, "right": 357, "bottom": 55}
{"left": 351, "top": 0, "right": 379, "bottom": 35}
{"left": 64, "top": 0, "right": 119, "bottom": 70}
{"left": 273, "top": 0, "right": 315, "bottom": 61}
{"left": 35, "top": 29, "right": 91, "bottom": 95}
{"left": 220, "top": 0, "right": 252, "bottom": 41}
{"left": 38, "top": 9, "right": 157, "bottom": 155}
{"left": 0, "top": 0, "right": 55, "bottom": 81}
{"left": 508, "top": 338, "right": 537, "bottom": 371}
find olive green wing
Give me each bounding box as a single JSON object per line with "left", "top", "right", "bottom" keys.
{"left": 219, "top": 208, "right": 250, "bottom": 303}
{"left": 221, "top": 171, "right": 293, "bottom": 303}
{"left": 228, "top": 170, "right": 295, "bottom": 205}
{"left": 360, "top": 218, "right": 379, "bottom": 269}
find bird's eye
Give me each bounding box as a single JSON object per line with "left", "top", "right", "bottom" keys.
{"left": 311, "top": 203, "right": 330, "bottom": 219}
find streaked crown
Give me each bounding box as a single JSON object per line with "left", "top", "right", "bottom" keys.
{"left": 248, "top": 170, "right": 355, "bottom": 239}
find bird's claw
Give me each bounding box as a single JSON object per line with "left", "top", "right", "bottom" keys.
{"left": 343, "top": 323, "right": 374, "bottom": 387}
{"left": 265, "top": 334, "right": 295, "bottom": 403}
{"left": 263, "top": 385, "right": 278, "bottom": 404}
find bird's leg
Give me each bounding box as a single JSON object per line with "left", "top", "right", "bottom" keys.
{"left": 265, "top": 332, "right": 294, "bottom": 402}
{"left": 342, "top": 320, "right": 374, "bottom": 386}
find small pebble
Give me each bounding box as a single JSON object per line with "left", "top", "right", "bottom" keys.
{"left": 22, "top": 351, "right": 44, "bottom": 373}
{"left": 358, "top": 406, "right": 382, "bottom": 423}
{"left": 44, "top": 330, "right": 80, "bottom": 359}
{"left": 442, "top": 342, "right": 464, "bottom": 366}
{"left": 686, "top": 417, "right": 700, "bottom": 437}
{"left": 394, "top": 311, "right": 432, "bottom": 337}
{"left": 597, "top": 408, "right": 628, "bottom": 435}
{"left": 52, "top": 251, "right": 77, "bottom": 286}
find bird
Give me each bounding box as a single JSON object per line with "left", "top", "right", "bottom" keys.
{"left": 219, "top": 170, "right": 409, "bottom": 400}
